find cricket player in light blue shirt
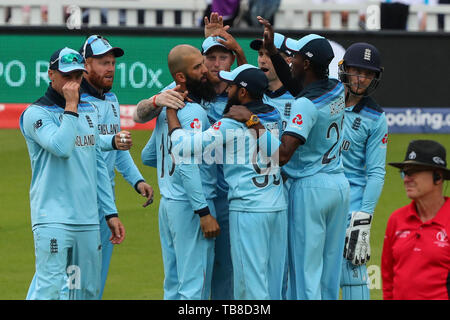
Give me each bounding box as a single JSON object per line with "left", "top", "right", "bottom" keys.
{"left": 338, "top": 43, "right": 388, "bottom": 300}
{"left": 226, "top": 36, "right": 350, "bottom": 300}
{"left": 141, "top": 45, "right": 220, "bottom": 300}
{"left": 20, "top": 47, "right": 124, "bottom": 300}
{"left": 78, "top": 35, "right": 154, "bottom": 299}
{"left": 167, "top": 64, "right": 288, "bottom": 300}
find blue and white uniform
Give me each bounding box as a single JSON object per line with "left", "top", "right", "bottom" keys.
{"left": 340, "top": 96, "right": 387, "bottom": 300}
{"left": 171, "top": 101, "right": 288, "bottom": 300}
{"left": 80, "top": 79, "right": 146, "bottom": 298}
{"left": 141, "top": 95, "right": 216, "bottom": 300}
{"left": 263, "top": 86, "right": 295, "bottom": 299}
{"left": 263, "top": 79, "right": 350, "bottom": 300}
{"left": 20, "top": 86, "right": 117, "bottom": 300}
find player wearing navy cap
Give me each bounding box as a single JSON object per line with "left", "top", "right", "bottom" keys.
{"left": 250, "top": 32, "right": 295, "bottom": 298}
{"left": 167, "top": 64, "right": 287, "bottom": 300}
{"left": 338, "top": 42, "right": 388, "bottom": 300}
{"left": 226, "top": 36, "right": 350, "bottom": 300}
{"left": 79, "top": 35, "right": 154, "bottom": 299}
{"left": 21, "top": 47, "right": 124, "bottom": 299}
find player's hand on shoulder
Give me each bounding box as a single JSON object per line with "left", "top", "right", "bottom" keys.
{"left": 200, "top": 214, "right": 220, "bottom": 238}
{"left": 224, "top": 105, "right": 253, "bottom": 123}
{"left": 156, "top": 85, "right": 187, "bottom": 110}
{"left": 115, "top": 130, "right": 132, "bottom": 150}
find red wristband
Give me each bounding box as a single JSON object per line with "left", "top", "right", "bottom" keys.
{"left": 152, "top": 94, "right": 159, "bottom": 108}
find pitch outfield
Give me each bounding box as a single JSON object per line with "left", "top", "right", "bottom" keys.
{"left": 0, "top": 129, "right": 448, "bottom": 300}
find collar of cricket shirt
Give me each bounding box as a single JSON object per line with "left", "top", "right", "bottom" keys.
{"left": 44, "top": 85, "right": 68, "bottom": 109}
{"left": 264, "top": 85, "right": 288, "bottom": 99}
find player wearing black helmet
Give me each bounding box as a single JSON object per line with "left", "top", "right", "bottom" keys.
{"left": 339, "top": 43, "right": 388, "bottom": 300}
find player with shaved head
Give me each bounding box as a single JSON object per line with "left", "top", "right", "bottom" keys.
{"left": 141, "top": 44, "right": 220, "bottom": 300}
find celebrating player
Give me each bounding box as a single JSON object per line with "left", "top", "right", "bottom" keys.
{"left": 167, "top": 64, "right": 288, "bottom": 300}
{"left": 338, "top": 42, "right": 388, "bottom": 300}
{"left": 79, "top": 35, "right": 154, "bottom": 299}
{"left": 20, "top": 47, "right": 124, "bottom": 300}
{"left": 226, "top": 36, "right": 350, "bottom": 300}
{"left": 141, "top": 44, "right": 220, "bottom": 300}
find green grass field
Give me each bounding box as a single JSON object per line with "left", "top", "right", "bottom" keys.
{"left": 0, "top": 129, "right": 448, "bottom": 300}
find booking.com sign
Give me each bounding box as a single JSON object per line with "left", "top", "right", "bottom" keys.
{"left": 385, "top": 108, "right": 450, "bottom": 133}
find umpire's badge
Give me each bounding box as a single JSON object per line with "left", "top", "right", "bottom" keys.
{"left": 408, "top": 151, "right": 417, "bottom": 160}
{"left": 50, "top": 238, "right": 58, "bottom": 254}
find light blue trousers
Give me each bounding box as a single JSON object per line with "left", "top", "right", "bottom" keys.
{"left": 288, "top": 173, "right": 349, "bottom": 300}
{"left": 229, "top": 209, "right": 287, "bottom": 300}
{"left": 211, "top": 191, "right": 234, "bottom": 300}
{"left": 26, "top": 225, "right": 101, "bottom": 300}
{"left": 158, "top": 197, "right": 216, "bottom": 300}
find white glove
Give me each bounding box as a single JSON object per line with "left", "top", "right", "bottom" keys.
{"left": 343, "top": 211, "right": 372, "bottom": 266}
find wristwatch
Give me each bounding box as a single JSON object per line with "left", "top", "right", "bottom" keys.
{"left": 245, "top": 114, "right": 260, "bottom": 128}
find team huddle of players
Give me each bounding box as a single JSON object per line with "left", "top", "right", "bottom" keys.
{"left": 134, "top": 14, "right": 388, "bottom": 300}
{"left": 20, "top": 12, "right": 387, "bottom": 300}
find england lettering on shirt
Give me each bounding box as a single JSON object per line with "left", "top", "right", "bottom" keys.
{"left": 98, "top": 123, "right": 119, "bottom": 135}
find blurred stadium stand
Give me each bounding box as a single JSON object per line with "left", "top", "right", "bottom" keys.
{"left": 0, "top": 0, "right": 449, "bottom": 31}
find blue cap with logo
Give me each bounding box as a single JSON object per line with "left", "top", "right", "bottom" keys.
{"left": 285, "top": 34, "right": 334, "bottom": 67}
{"left": 250, "top": 32, "right": 294, "bottom": 57}
{"left": 80, "top": 35, "right": 124, "bottom": 59}
{"left": 201, "top": 36, "right": 231, "bottom": 54}
{"left": 49, "top": 47, "right": 87, "bottom": 74}
{"left": 219, "top": 64, "right": 268, "bottom": 96}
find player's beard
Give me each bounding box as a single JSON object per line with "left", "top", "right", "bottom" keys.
{"left": 88, "top": 71, "right": 114, "bottom": 92}
{"left": 223, "top": 90, "right": 241, "bottom": 115}
{"left": 185, "top": 75, "right": 217, "bottom": 103}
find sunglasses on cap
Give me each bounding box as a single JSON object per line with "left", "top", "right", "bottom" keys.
{"left": 50, "top": 52, "right": 84, "bottom": 68}
{"left": 400, "top": 167, "right": 430, "bottom": 179}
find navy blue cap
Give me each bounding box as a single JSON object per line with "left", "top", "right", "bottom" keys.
{"left": 250, "top": 32, "right": 294, "bottom": 57}
{"left": 80, "top": 35, "right": 124, "bottom": 59}
{"left": 219, "top": 64, "right": 268, "bottom": 96}
{"left": 49, "top": 47, "right": 87, "bottom": 74}
{"left": 343, "top": 42, "right": 382, "bottom": 72}
{"left": 286, "top": 34, "right": 334, "bottom": 67}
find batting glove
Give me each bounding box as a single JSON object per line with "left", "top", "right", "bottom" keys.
{"left": 343, "top": 211, "right": 372, "bottom": 266}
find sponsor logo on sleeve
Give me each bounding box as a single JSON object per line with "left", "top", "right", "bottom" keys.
{"left": 190, "top": 118, "right": 201, "bottom": 130}
{"left": 212, "top": 121, "right": 222, "bottom": 130}
{"left": 292, "top": 114, "right": 303, "bottom": 125}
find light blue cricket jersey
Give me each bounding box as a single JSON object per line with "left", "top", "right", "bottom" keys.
{"left": 205, "top": 92, "right": 229, "bottom": 194}
{"left": 20, "top": 86, "right": 117, "bottom": 227}
{"left": 282, "top": 78, "right": 346, "bottom": 179}
{"left": 171, "top": 101, "right": 286, "bottom": 213}
{"left": 342, "top": 96, "right": 388, "bottom": 214}
{"left": 263, "top": 86, "right": 295, "bottom": 133}
{"left": 80, "top": 79, "right": 144, "bottom": 192}
{"left": 142, "top": 96, "right": 215, "bottom": 211}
